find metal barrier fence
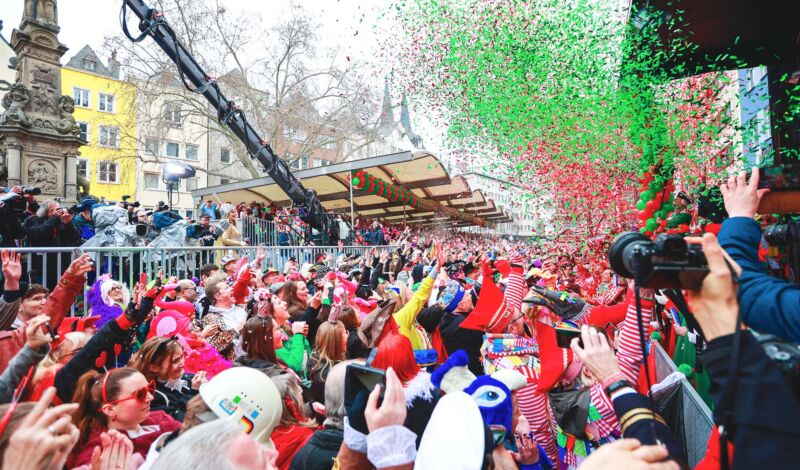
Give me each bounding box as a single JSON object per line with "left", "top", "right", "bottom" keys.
{"left": 240, "top": 216, "right": 280, "bottom": 247}
{"left": 652, "top": 342, "right": 714, "bottom": 467}
{"left": 3, "top": 245, "right": 389, "bottom": 316}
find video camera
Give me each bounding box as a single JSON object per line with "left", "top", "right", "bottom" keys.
{"left": 608, "top": 232, "right": 708, "bottom": 290}
{"left": 121, "top": 195, "right": 141, "bottom": 210}
{"left": 0, "top": 186, "right": 41, "bottom": 213}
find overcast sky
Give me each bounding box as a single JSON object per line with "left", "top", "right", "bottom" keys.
{"left": 0, "top": 0, "right": 446, "bottom": 154}
{"left": 0, "top": 0, "right": 387, "bottom": 65}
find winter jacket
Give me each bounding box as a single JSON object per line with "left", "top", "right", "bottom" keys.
{"left": 272, "top": 424, "right": 317, "bottom": 470}
{"left": 151, "top": 374, "right": 199, "bottom": 422}
{"left": 291, "top": 305, "right": 323, "bottom": 345}
{"left": 55, "top": 296, "right": 156, "bottom": 404}
{"left": 0, "top": 268, "right": 84, "bottom": 372}
{"left": 439, "top": 311, "right": 485, "bottom": 377}
{"left": 0, "top": 344, "right": 49, "bottom": 403}
{"left": 698, "top": 331, "right": 800, "bottom": 469}
{"left": 393, "top": 276, "right": 435, "bottom": 351}
{"left": 345, "top": 328, "right": 369, "bottom": 360}
{"left": 68, "top": 410, "right": 181, "bottom": 468}
{"left": 22, "top": 215, "right": 81, "bottom": 247}
{"left": 718, "top": 216, "right": 800, "bottom": 342}
{"left": 290, "top": 426, "right": 344, "bottom": 470}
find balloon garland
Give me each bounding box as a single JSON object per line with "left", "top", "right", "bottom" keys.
{"left": 350, "top": 170, "right": 490, "bottom": 226}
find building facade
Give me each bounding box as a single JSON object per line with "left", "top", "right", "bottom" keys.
{"left": 62, "top": 45, "right": 137, "bottom": 203}
{"left": 738, "top": 66, "right": 773, "bottom": 165}
{"left": 134, "top": 79, "right": 208, "bottom": 219}
{"left": 463, "top": 171, "right": 544, "bottom": 237}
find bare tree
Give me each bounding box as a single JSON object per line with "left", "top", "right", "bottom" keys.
{"left": 106, "top": 0, "right": 388, "bottom": 181}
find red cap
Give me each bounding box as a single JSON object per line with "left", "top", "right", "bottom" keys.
{"left": 535, "top": 320, "right": 574, "bottom": 394}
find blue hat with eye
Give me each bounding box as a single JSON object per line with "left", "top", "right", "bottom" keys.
{"left": 438, "top": 280, "right": 465, "bottom": 313}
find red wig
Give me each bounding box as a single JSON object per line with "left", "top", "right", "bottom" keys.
{"left": 371, "top": 334, "right": 420, "bottom": 385}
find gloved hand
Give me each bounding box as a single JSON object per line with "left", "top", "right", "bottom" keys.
{"left": 528, "top": 285, "right": 589, "bottom": 322}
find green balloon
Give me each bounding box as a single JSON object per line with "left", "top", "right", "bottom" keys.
{"left": 352, "top": 177, "right": 361, "bottom": 187}
{"left": 640, "top": 190, "right": 654, "bottom": 201}
{"left": 645, "top": 218, "right": 657, "bottom": 231}
{"left": 662, "top": 202, "right": 673, "bottom": 213}
{"left": 636, "top": 200, "right": 647, "bottom": 211}
{"left": 649, "top": 180, "right": 664, "bottom": 191}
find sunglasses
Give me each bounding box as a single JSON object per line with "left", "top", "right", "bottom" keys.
{"left": 104, "top": 379, "right": 156, "bottom": 405}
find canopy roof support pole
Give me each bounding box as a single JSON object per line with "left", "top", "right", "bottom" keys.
{"left": 349, "top": 173, "right": 355, "bottom": 231}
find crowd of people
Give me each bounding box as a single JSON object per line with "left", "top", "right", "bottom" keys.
{"left": 0, "top": 170, "right": 796, "bottom": 470}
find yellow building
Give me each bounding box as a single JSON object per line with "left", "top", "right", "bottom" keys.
{"left": 61, "top": 45, "right": 137, "bottom": 202}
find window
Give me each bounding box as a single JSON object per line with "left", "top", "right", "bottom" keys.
{"left": 145, "top": 138, "right": 159, "bottom": 155}
{"left": 289, "top": 155, "right": 309, "bottom": 170}
{"left": 318, "top": 138, "right": 336, "bottom": 150}
{"left": 77, "top": 159, "right": 88, "bottom": 179}
{"left": 166, "top": 142, "right": 179, "bottom": 158}
{"left": 83, "top": 60, "right": 96, "bottom": 71}
{"left": 73, "top": 88, "right": 90, "bottom": 108}
{"left": 163, "top": 102, "right": 182, "bottom": 127}
{"left": 185, "top": 210, "right": 194, "bottom": 220}
{"left": 292, "top": 129, "right": 307, "bottom": 144}
{"left": 98, "top": 161, "right": 119, "bottom": 183}
{"left": 220, "top": 178, "right": 231, "bottom": 185}
{"left": 98, "top": 93, "right": 115, "bottom": 113}
{"left": 144, "top": 173, "right": 160, "bottom": 190}
{"left": 186, "top": 178, "right": 199, "bottom": 192}
{"left": 77, "top": 122, "right": 89, "bottom": 142}
{"left": 220, "top": 148, "right": 231, "bottom": 163}
{"left": 319, "top": 159, "right": 331, "bottom": 167}
{"left": 185, "top": 144, "right": 198, "bottom": 161}
{"left": 98, "top": 126, "right": 120, "bottom": 148}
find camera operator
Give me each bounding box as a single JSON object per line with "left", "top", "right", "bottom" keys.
{"left": 0, "top": 186, "right": 39, "bottom": 247}
{"left": 133, "top": 210, "right": 157, "bottom": 246}
{"left": 186, "top": 214, "right": 220, "bottom": 266}
{"left": 71, "top": 197, "right": 98, "bottom": 243}
{"left": 21, "top": 199, "right": 81, "bottom": 290}
{"left": 717, "top": 168, "right": 800, "bottom": 342}
{"left": 685, "top": 232, "right": 800, "bottom": 468}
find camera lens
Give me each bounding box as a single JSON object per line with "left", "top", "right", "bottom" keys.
{"left": 607, "top": 231, "right": 650, "bottom": 279}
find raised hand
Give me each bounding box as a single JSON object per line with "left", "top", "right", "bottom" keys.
{"left": 1, "top": 388, "right": 79, "bottom": 470}
{"left": 25, "top": 314, "right": 54, "bottom": 352}
{"left": 1, "top": 250, "right": 22, "bottom": 290}
{"left": 719, "top": 167, "right": 769, "bottom": 219}
{"left": 65, "top": 254, "right": 94, "bottom": 279}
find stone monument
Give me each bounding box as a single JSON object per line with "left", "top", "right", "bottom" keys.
{"left": 0, "top": 0, "right": 83, "bottom": 204}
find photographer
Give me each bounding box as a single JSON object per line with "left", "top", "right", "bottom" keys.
{"left": 22, "top": 200, "right": 81, "bottom": 290}
{"left": 687, "top": 232, "right": 800, "bottom": 468}
{"left": 717, "top": 168, "right": 800, "bottom": 342}
{"left": 0, "top": 186, "right": 37, "bottom": 247}
{"left": 71, "top": 197, "right": 98, "bottom": 243}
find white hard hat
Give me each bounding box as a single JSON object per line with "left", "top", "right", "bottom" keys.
{"left": 198, "top": 367, "right": 282, "bottom": 448}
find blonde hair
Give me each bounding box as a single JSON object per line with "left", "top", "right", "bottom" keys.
{"left": 34, "top": 332, "right": 91, "bottom": 384}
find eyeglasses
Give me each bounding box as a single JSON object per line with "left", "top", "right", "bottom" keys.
{"left": 110, "top": 286, "right": 122, "bottom": 292}
{"left": 102, "top": 373, "right": 156, "bottom": 405}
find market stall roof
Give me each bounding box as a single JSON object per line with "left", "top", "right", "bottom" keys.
{"left": 192, "top": 150, "right": 514, "bottom": 228}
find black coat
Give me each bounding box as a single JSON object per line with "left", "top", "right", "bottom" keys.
{"left": 418, "top": 304, "right": 484, "bottom": 376}
{"left": 701, "top": 331, "right": 800, "bottom": 469}
{"left": 439, "top": 312, "right": 484, "bottom": 376}
{"left": 151, "top": 374, "right": 198, "bottom": 422}
{"left": 345, "top": 328, "right": 369, "bottom": 360}
{"left": 289, "top": 427, "right": 343, "bottom": 470}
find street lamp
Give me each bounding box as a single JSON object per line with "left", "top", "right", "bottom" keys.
{"left": 162, "top": 161, "right": 196, "bottom": 210}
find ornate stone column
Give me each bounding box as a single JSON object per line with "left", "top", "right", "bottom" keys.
{"left": 5, "top": 142, "right": 22, "bottom": 187}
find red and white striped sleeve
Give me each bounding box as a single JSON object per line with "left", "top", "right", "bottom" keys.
{"left": 616, "top": 298, "right": 654, "bottom": 383}
{"left": 505, "top": 270, "right": 526, "bottom": 312}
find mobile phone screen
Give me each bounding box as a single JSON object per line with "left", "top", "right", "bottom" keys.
{"left": 759, "top": 165, "right": 800, "bottom": 191}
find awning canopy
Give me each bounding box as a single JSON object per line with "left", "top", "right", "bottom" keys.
{"left": 192, "top": 150, "right": 514, "bottom": 228}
